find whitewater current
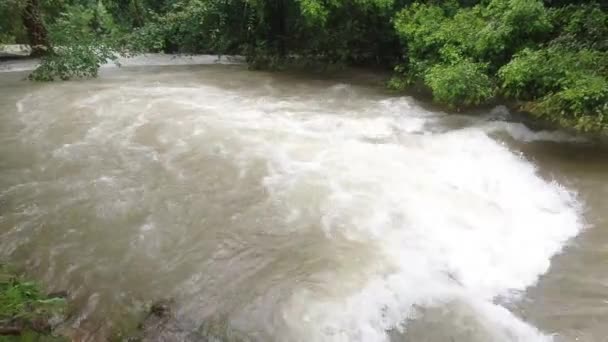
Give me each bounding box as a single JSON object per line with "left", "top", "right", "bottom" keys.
{"left": 0, "top": 59, "right": 586, "bottom": 341}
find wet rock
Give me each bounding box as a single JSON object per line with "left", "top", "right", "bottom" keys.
{"left": 130, "top": 299, "right": 199, "bottom": 342}
{"left": 124, "top": 301, "right": 253, "bottom": 342}
{"left": 149, "top": 300, "right": 172, "bottom": 318}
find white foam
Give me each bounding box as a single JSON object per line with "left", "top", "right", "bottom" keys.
{"left": 13, "top": 78, "right": 583, "bottom": 341}
{"left": 482, "top": 121, "right": 585, "bottom": 143}
{"left": 261, "top": 126, "right": 581, "bottom": 341}
{"left": 0, "top": 53, "right": 244, "bottom": 73}
{"left": 139, "top": 85, "right": 581, "bottom": 341}
{"left": 111, "top": 53, "right": 245, "bottom": 67}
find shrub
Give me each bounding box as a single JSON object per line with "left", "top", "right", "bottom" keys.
{"left": 500, "top": 46, "right": 608, "bottom": 131}
{"left": 549, "top": 3, "right": 608, "bottom": 51}
{"left": 394, "top": 3, "right": 448, "bottom": 77}
{"left": 393, "top": 0, "right": 551, "bottom": 105}
{"left": 30, "top": 45, "right": 117, "bottom": 81}
{"left": 498, "top": 48, "right": 567, "bottom": 100}
{"left": 424, "top": 60, "right": 495, "bottom": 108}
{"left": 527, "top": 75, "right": 608, "bottom": 132}
{"left": 0, "top": 0, "right": 26, "bottom": 44}
{"left": 29, "top": 3, "right": 120, "bottom": 81}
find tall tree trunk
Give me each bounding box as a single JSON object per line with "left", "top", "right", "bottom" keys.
{"left": 22, "top": 0, "right": 50, "bottom": 56}
{"left": 131, "top": 0, "right": 145, "bottom": 27}
{"left": 277, "top": 0, "right": 286, "bottom": 56}
{"left": 267, "top": 0, "right": 286, "bottom": 56}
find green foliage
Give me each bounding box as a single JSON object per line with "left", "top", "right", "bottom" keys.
{"left": 501, "top": 47, "right": 608, "bottom": 131}
{"left": 487, "top": 0, "right": 552, "bottom": 37}
{"left": 394, "top": 0, "right": 552, "bottom": 74}
{"left": 29, "top": 44, "right": 117, "bottom": 81}
{"left": 0, "top": 0, "right": 26, "bottom": 44}
{"left": 128, "top": 0, "right": 401, "bottom": 68}
{"left": 299, "top": 0, "right": 332, "bottom": 24}
{"left": 424, "top": 60, "right": 494, "bottom": 107}
{"left": 3, "top": 0, "right": 607, "bottom": 133}
{"left": 392, "top": 0, "right": 607, "bottom": 131}
{"left": 549, "top": 3, "right": 608, "bottom": 51}
{"left": 394, "top": 3, "right": 448, "bottom": 76}
{"left": 127, "top": 0, "right": 248, "bottom": 54}
{"left": 0, "top": 266, "right": 66, "bottom": 336}
{"left": 529, "top": 75, "right": 608, "bottom": 132}
{"left": 499, "top": 48, "right": 607, "bottom": 99}
{"left": 29, "top": 3, "right": 120, "bottom": 81}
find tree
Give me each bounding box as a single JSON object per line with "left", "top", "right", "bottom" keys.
{"left": 22, "top": 0, "right": 51, "bottom": 56}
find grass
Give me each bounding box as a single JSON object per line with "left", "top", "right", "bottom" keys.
{"left": 0, "top": 266, "right": 66, "bottom": 342}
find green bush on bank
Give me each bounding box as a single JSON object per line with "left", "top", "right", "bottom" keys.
{"left": 526, "top": 73, "right": 608, "bottom": 132}
{"left": 391, "top": 0, "right": 608, "bottom": 132}
{"left": 497, "top": 5, "right": 608, "bottom": 132}
{"left": 29, "top": 3, "right": 120, "bottom": 81}
{"left": 424, "top": 60, "right": 494, "bottom": 108}
{"left": 549, "top": 3, "right": 608, "bottom": 52}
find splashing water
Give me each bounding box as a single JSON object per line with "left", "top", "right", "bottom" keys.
{"left": 0, "top": 62, "right": 585, "bottom": 341}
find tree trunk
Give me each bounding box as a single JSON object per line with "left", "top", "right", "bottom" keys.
{"left": 277, "top": 0, "right": 286, "bottom": 56}
{"left": 134, "top": 0, "right": 145, "bottom": 27}
{"left": 22, "top": 0, "right": 50, "bottom": 56}
{"left": 267, "top": 0, "right": 286, "bottom": 56}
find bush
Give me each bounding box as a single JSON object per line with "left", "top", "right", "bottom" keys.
{"left": 391, "top": 0, "right": 608, "bottom": 133}
{"left": 549, "top": 3, "right": 608, "bottom": 51}
{"left": 424, "top": 60, "right": 495, "bottom": 108}
{"left": 500, "top": 47, "right": 608, "bottom": 97}
{"left": 29, "top": 3, "right": 120, "bottom": 81}
{"left": 498, "top": 48, "right": 566, "bottom": 100}
{"left": 527, "top": 75, "right": 608, "bottom": 132}
{"left": 500, "top": 46, "right": 608, "bottom": 131}
{"left": 130, "top": 0, "right": 249, "bottom": 55}
{"left": 394, "top": 3, "right": 448, "bottom": 77}
{"left": 30, "top": 45, "right": 117, "bottom": 81}
{"left": 393, "top": 0, "right": 551, "bottom": 106}
{"left": 487, "top": 0, "right": 552, "bottom": 38}
{"left": 0, "top": 0, "right": 26, "bottom": 44}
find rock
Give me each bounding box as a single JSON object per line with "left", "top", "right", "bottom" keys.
{"left": 128, "top": 300, "right": 252, "bottom": 341}
{"left": 130, "top": 299, "right": 196, "bottom": 342}
{"left": 0, "top": 45, "right": 32, "bottom": 58}
{"left": 149, "top": 300, "right": 172, "bottom": 318}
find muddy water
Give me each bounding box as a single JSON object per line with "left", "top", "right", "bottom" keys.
{"left": 0, "top": 59, "right": 606, "bottom": 341}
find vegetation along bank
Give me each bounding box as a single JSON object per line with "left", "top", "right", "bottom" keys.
{"left": 1, "top": 0, "right": 607, "bottom": 133}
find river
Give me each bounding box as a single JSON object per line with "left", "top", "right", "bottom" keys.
{"left": 0, "top": 57, "right": 607, "bottom": 341}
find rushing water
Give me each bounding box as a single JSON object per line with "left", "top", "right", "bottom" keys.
{"left": 1, "top": 57, "right": 607, "bottom": 342}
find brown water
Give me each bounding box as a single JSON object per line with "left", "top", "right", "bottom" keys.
{"left": 0, "top": 59, "right": 606, "bottom": 342}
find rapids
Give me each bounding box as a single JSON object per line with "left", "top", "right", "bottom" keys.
{"left": 1, "top": 57, "right": 606, "bottom": 341}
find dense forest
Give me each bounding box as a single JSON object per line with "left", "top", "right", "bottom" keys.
{"left": 1, "top": 0, "right": 607, "bottom": 133}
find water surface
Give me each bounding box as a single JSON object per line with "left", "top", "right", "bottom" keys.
{"left": 0, "top": 60, "right": 606, "bottom": 341}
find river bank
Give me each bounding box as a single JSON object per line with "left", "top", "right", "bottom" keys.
{"left": 1, "top": 49, "right": 600, "bottom": 146}
{"left": 0, "top": 265, "right": 66, "bottom": 341}
{"left": 0, "top": 264, "right": 193, "bottom": 341}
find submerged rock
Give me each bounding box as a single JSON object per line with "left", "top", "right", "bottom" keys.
{"left": 127, "top": 300, "right": 252, "bottom": 342}
{"left": 127, "top": 299, "right": 197, "bottom": 342}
